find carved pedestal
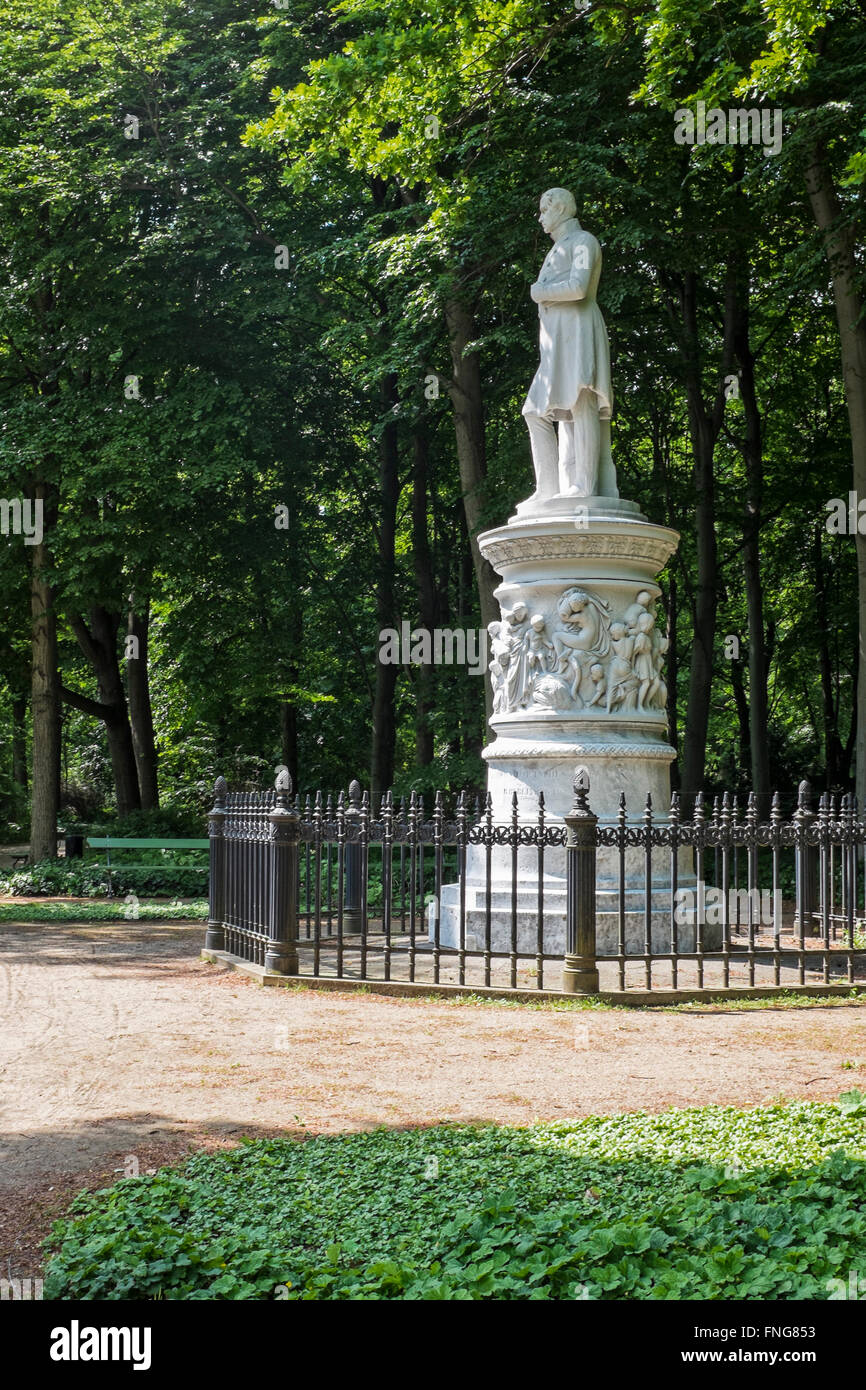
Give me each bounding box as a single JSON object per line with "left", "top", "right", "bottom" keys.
{"left": 437, "top": 495, "right": 700, "bottom": 958}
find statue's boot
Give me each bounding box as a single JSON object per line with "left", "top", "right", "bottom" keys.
{"left": 518, "top": 413, "right": 560, "bottom": 510}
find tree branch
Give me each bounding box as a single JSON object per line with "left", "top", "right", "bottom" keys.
{"left": 60, "top": 685, "right": 111, "bottom": 721}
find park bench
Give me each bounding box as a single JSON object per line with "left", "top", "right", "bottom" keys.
{"left": 85, "top": 836, "right": 209, "bottom": 896}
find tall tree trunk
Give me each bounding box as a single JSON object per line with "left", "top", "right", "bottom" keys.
{"left": 277, "top": 498, "right": 303, "bottom": 792}
{"left": 412, "top": 428, "right": 436, "bottom": 767}
{"left": 11, "top": 695, "right": 28, "bottom": 792}
{"left": 94, "top": 609, "right": 141, "bottom": 818}
{"left": 813, "top": 524, "right": 847, "bottom": 787}
{"left": 30, "top": 484, "right": 61, "bottom": 859}
{"left": 444, "top": 297, "right": 499, "bottom": 661}
{"left": 732, "top": 268, "right": 771, "bottom": 812}
{"left": 664, "top": 576, "right": 679, "bottom": 785}
{"left": 280, "top": 700, "right": 298, "bottom": 793}
{"left": 63, "top": 606, "right": 141, "bottom": 817}
{"left": 729, "top": 657, "right": 752, "bottom": 775}
{"left": 675, "top": 267, "right": 736, "bottom": 800}
{"left": 127, "top": 599, "right": 159, "bottom": 810}
{"left": 370, "top": 374, "right": 401, "bottom": 798}
{"left": 279, "top": 604, "right": 302, "bottom": 794}
{"left": 457, "top": 506, "right": 484, "bottom": 761}
{"left": 679, "top": 408, "right": 718, "bottom": 802}
{"left": 650, "top": 408, "right": 679, "bottom": 779}
{"left": 845, "top": 637, "right": 858, "bottom": 784}
{"left": 400, "top": 190, "right": 497, "bottom": 688}
{"left": 805, "top": 143, "right": 866, "bottom": 807}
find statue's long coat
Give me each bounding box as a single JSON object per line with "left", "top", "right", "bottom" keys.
{"left": 522, "top": 218, "right": 613, "bottom": 422}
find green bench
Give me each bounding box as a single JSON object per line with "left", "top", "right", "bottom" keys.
{"left": 85, "top": 837, "right": 209, "bottom": 895}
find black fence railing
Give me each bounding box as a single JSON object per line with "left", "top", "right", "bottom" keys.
{"left": 203, "top": 771, "right": 866, "bottom": 996}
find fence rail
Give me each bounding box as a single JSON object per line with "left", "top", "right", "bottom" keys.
{"left": 203, "top": 770, "right": 866, "bottom": 996}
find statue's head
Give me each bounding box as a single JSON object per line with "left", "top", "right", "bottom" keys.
{"left": 530, "top": 614, "right": 545, "bottom": 631}
{"left": 510, "top": 601, "right": 528, "bottom": 624}
{"left": 539, "top": 187, "right": 577, "bottom": 235}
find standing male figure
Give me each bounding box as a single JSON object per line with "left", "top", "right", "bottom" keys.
{"left": 520, "top": 188, "right": 617, "bottom": 506}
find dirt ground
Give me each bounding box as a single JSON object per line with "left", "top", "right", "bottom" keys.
{"left": 2, "top": 920, "right": 865, "bottom": 1278}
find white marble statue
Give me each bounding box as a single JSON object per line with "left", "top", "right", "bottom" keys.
{"left": 521, "top": 188, "right": 617, "bottom": 504}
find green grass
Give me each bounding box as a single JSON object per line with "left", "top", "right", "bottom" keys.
{"left": 44, "top": 1097, "right": 866, "bottom": 1300}
{"left": 411, "top": 986, "right": 866, "bottom": 1014}
{"left": 0, "top": 899, "right": 208, "bottom": 923}
{"left": 449, "top": 989, "right": 866, "bottom": 1013}
{"left": 660, "top": 990, "right": 866, "bottom": 1012}
{"left": 287, "top": 983, "right": 866, "bottom": 1014}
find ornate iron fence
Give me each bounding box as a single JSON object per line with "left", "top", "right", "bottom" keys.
{"left": 203, "top": 770, "right": 866, "bottom": 996}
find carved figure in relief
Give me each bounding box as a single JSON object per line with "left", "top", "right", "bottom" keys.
{"left": 632, "top": 610, "right": 659, "bottom": 710}
{"left": 487, "top": 621, "right": 508, "bottom": 713}
{"left": 586, "top": 662, "right": 606, "bottom": 707}
{"left": 553, "top": 587, "right": 612, "bottom": 658}
{"left": 642, "top": 623, "right": 668, "bottom": 711}
{"left": 606, "top": 621, "right": 639, "bottom": 713}
{"left": 653, "top": 629, "right": 669, "bottom": 710}
{"left": 503, "top": 602, "right": 531, "bottom": 711}
{"left": 618, "top": 588, "right": 669, "bottom": 713}
{"left": 526, "top": 614, "right": 555, "bottom": 679}
{"left": 623, "top": 589, "right": 653, "bottom": 633}
{"left": 551, "top": 586, "right": 612, "bottom": 702}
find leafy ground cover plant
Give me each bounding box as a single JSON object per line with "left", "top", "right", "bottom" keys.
{"left": 44, "top": 1100, "right": 866, "bottom": 1300}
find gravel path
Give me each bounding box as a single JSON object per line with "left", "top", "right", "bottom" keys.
{"left": 2, "top": 920, "right": 865, "bottom": 1274}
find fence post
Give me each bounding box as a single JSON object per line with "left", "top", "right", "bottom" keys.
{"left": 266, "top": 768, "right": 300, "bottom": 975}
{"left": 205, "top": 776, "right": 227, "bottom": 953}
{"left": 562, "top": 768, "right": 600, "bottom": 994}
{"left": 794, "top": 778, "right": 819, "bottom": 938}
{"left": 343, "top": 779, "right": 364, "bottom": 935}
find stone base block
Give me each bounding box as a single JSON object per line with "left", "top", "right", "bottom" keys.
{"left": 433, "top": 879, "right": 719, "bottom": 956}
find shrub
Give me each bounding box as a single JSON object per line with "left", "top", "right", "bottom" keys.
{"left": 0, "top": 857, "right": 207, "bottom": 899}
{"left": 87, "top": 806, "right": 206, "bottom": 839}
